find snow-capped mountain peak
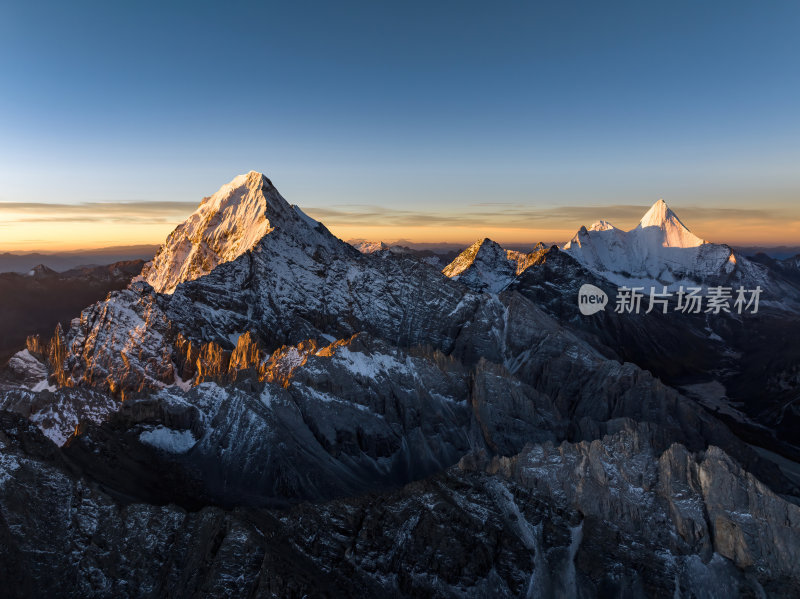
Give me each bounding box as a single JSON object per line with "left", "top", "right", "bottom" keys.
{"left": 636, "top": 199, "right": 704, "bottom": 248}
{"left": 351, "top": 240, "right": 390, "bottom": 254}
{"left": 137, "top": 171, "right": 320, "bottom": 294}
{"left": 588, "top": 220, "right": 617, "bottom": 232}
{"left": 442, "top": 239, "right": 505, "bottom": 277}
{"left": 442, "top": 238, "right": 543, "bottom": 293}
{"left": 562, "top": 200, "right": 765, "bottom": 289}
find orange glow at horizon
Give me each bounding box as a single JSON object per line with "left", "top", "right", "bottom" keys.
{"left": 1, "top": 213, "right": 799, "bottom": 252}
{"left": 0, "top": 221, "right": 179, "bottom": 252}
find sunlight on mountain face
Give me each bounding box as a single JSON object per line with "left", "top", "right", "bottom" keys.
{"left": 137, "top": 172, "right": 285, "bottom": 293}
{"left": 2, "top": 0, "right": 800, "bottom": 593}
{"left": 2, "top": 169, "right": 800, "bottom": 597}
{"left": 560, "top": 199, "right": 762, "bottom": 289}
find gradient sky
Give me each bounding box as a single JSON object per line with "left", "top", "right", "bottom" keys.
{"left": 1, "top": 0, "right": 799, "bottom": 250}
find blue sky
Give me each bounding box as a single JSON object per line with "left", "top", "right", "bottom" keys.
{"left": 1, "top": 0, "right": 799, "bottom": 248}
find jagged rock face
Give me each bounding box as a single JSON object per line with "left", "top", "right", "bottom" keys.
{"left": 63, "top": 286, "right": 175, "bottom": 396}
{"left": 64, "top": 233, "right": 475, "bottom": 396}
{"left": 505, "top": 246, "right": 723, "bottom": 377}
{"left": 2, "top": 325, "right": 72, "bottom": 393}
{"left": 58, "top": 320, "right": 795, "bottom": 507}
{"left": 442, "top": 242, "right": 722, "bottom": 402}
{"left": 2, "top": 411, "right": 798, "bottom": 598}
{"left": 63, "top": 331, "right": 471, "bottom": 506}
{"left": 3, "top": 351, "right": 50, "bottom": 392}
{"left": 16, "top": 176, "right": 800, "bottom": 493}
{"left": 442, "top": 238, "right": 520, "bottom": 293}
{"left": 0, "top": 387, "right": 118, "bottom": 445}
{"left": 61, "top": 174, "right": 483, "bottom": 397}
{"left": 47, "top": 324, "right": 69, "bottom": 387}
{"left": 64, "top": 334, "right": 478, "bottom": 507}
{"left": 443, "top": 243, "right": 584, "bottom": 304}
{"left": 442, "top": 239, "right": 549, "bottom": 294}
{"left": 24, "top": 336, "right": 44, "bottom": 359}
{"left": 518, "top": 252, "right": 800, "bottom": 460}
{"left": 473, "top": 420, "right": 800, "bottom": 596}
{"left": 444, "top": 241, "right": 800, "bottom": 461}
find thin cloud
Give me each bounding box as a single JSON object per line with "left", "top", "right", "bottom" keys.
{"left": 0, "top": 200, "right": 197, "bottom": 224}
{"left": 0, "top": 199, "right": 788, "bottom": 232}
{"left": 304, "top": 203, "right": 786, "bottom": 230}
{"left": 676, "top": 206, "right": 780, "bottom": 223}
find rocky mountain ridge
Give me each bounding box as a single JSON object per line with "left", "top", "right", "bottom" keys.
{"left": 441, "top": 239, "right": 800, "bottom": 467}
{"left": 1, "top": 172, "right": 798, "bottom": 597}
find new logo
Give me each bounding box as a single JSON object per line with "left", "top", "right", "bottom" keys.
{"left": 578, "top": 284, "right": 608, "bottom": 315}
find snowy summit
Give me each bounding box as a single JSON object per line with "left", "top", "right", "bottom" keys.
{"left": 562, "top": 199, "right": 754, "bottom": 288}
{"left": 137, "top": 171, "right": 321, "bottom": 293}
{"left": 636, "top": 198, "right": 704, "bottom": 248}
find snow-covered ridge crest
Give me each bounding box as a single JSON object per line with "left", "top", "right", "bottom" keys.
{"left": 561, "top": 199, "right": 761, "bottom": 288}
{"left": 588, "top": 220, "right": 617, "bottom": 232}
{"left": 137, "top": 171, "right": 319, "bottom": 294}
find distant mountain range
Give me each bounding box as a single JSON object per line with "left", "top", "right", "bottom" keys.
{"left": 1, "top": 172, "right": 798, "bottom": 597}
{"left": 348, "top": 240, "right": 800, "bottom": 262}
{"left": 734, "top": 245, "right": 800, "bottom": 260}
{"left": 0, "top": 245, "right": 158, "bottom": 274}
{"left": 1, "top": 232, "right": 795, "bottom": 277}
{"left": 0, "top": 260, "right": 145, "bottom": 364}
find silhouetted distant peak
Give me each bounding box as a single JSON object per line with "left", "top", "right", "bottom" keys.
{"left": 28, "top": 264, "right": 58, "bottom": 277}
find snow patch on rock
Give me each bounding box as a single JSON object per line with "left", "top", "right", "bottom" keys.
{"left": 139, "top": 425, "right": 197, "bottom": 453}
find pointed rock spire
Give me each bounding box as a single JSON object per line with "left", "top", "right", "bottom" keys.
{"left": 442, "top": 238, "right": 506, "bottom": 279}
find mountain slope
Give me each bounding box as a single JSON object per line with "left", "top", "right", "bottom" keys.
{"left": 443, "top": 238, "right": 800, "bottom": 464}
{"left": 21, "top": 176, "right": 794, "bottom": 497}
{"left": 442, "top": 238, "right": 521, "bottom": 293}
{"left": 2, "top": 409, "right": 799, "bottom": 597}
{"left": 138, "top": 171, "right": 328, "bottom": 293}
{"left": 442, "top": 239, "right": 549, "bottom": 294}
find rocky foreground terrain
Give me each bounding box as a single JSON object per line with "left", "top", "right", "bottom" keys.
{"left": 1, "top": 172, "right": 798, "bottom": 598}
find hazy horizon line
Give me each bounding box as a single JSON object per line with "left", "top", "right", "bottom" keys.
{"left": 2, "top": 238, "right": 799, "bottom": 256}
{"left": 2, "top": 199, "right": 799, "bottom": 251}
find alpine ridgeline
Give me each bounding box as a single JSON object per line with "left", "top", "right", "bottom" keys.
{"left": 1, "top": 174, "right": 799, "bottom": 598}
